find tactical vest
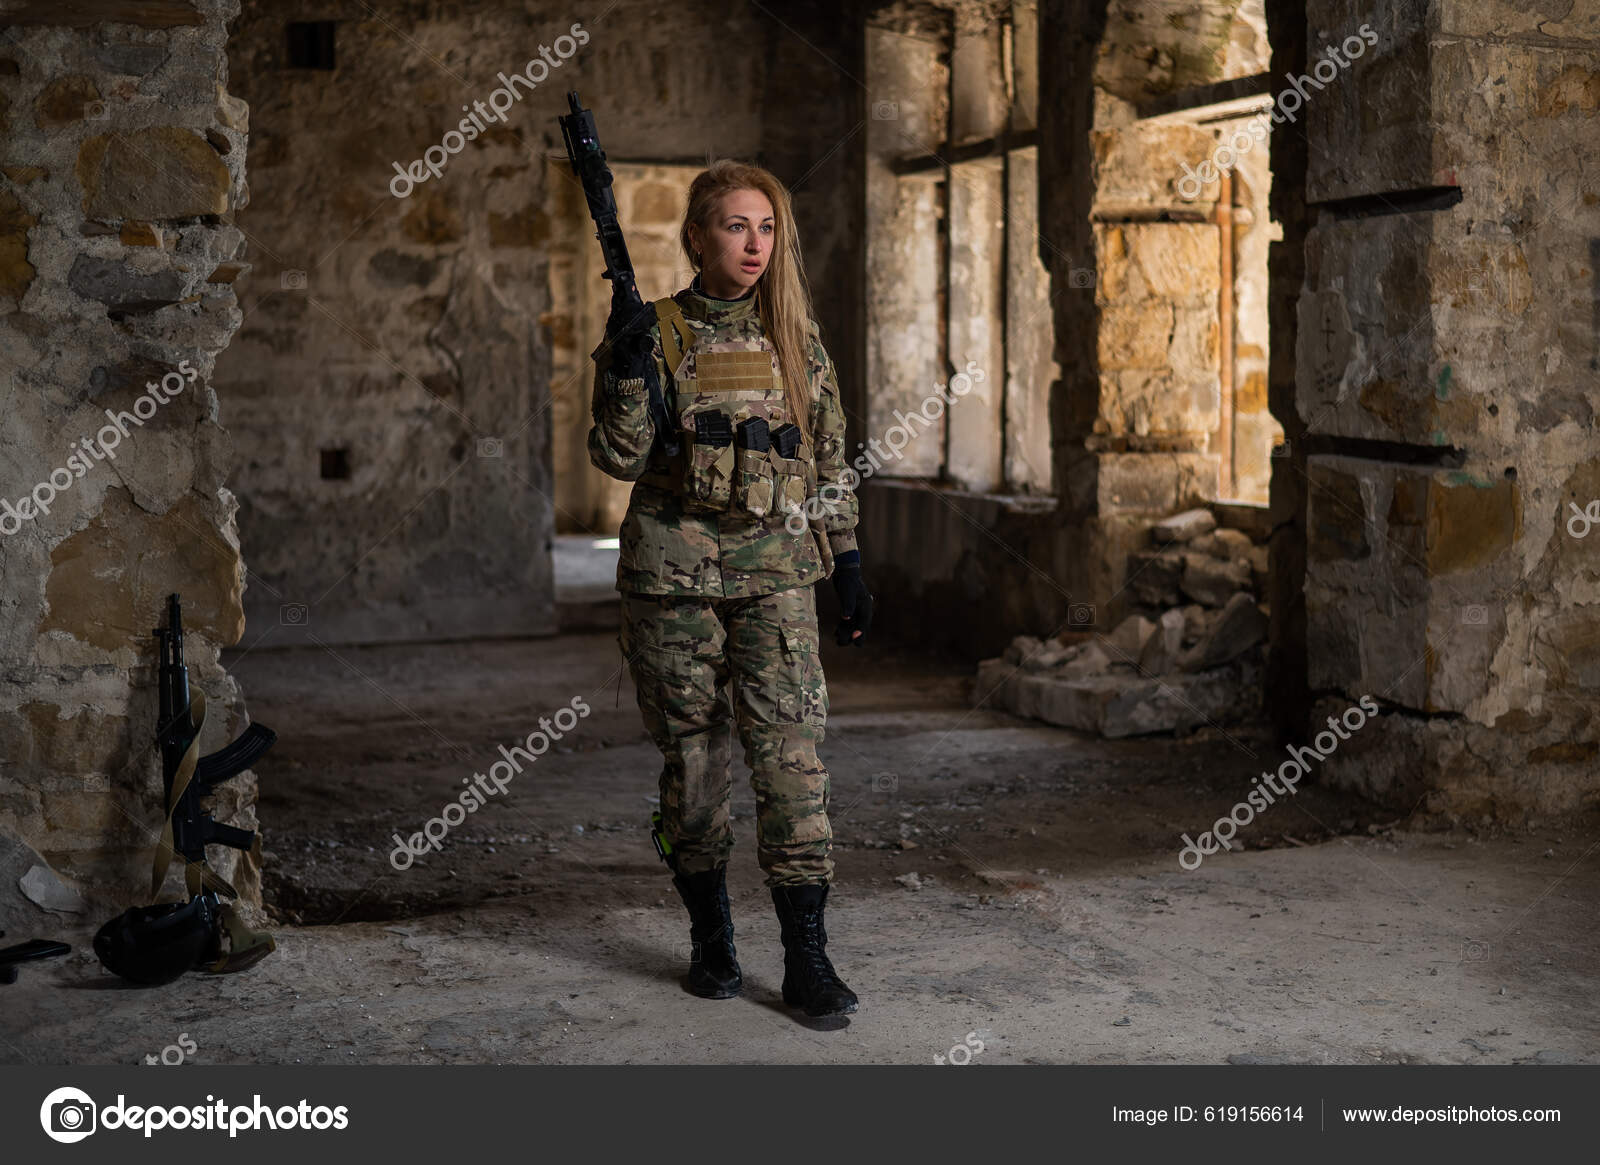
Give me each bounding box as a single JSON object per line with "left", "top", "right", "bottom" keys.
{"left": 637, "top": 297, "right": 818, "bottom": 531}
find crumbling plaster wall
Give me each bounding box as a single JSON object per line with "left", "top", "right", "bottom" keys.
{"left": 0, "top": 0, "right": 262, "bottom": 907}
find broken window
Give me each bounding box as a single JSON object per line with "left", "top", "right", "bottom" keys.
{"left": 865, "top": 3, "right": 1056, "bottom": 495}
{"left": 1097, "top": 71, "right": 1283, "bottom": 505}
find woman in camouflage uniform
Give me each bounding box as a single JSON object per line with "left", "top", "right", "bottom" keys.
{"left": 587, "top": 160, "right": 872, "bottom": 1017}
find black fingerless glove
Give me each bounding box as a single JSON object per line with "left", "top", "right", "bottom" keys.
{"left": 830, "top": 549, "right": 874, "bottom": 647}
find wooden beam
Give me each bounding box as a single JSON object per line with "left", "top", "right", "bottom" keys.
{"left": 889, "top": 128, "right": 1040, "bottom": 176}
{"left": 1137, "top": 72, "right": 1275, "bottom": 120}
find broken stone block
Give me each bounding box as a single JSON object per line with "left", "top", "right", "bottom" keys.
{"left": 67, "top": 254, "right": 187, "bottom": 312}
{"left": 1, "top": 826, "right": 86, "bottom": 940}
{"left": 206, "top": 260, "right": 249, "bottom": 283}
{"left": 1212, "top": 501, "right": 1274, "bottom": 542}
{"left": 1190, "top": 527, "right": 1253, "bottom": 560}
{"left": 1060, "top": 641, "right": 1111, "bottom": 678}
{"left": 1026, "top": 638, "right": 1077, "bottom": 671}
{"left": 1137, "top": 608, "right": 1187, "bottom": 675}
{"left": 76, "top": 127, "right": 231, "bottom": 220}
{"left": 216, "top": 85, "right": 249, "bottom": 131}
{"left": 119, "top": 220, "right": 161, "bottom": 246}
{"left": 1180, "top": 552, "right": 1253, "bottom": 607}
{"left": 1100, "top": 614, "right": 1155, "bottom": 661}
{"left": 1006, "top": 664, "right": 1261, "bottom": 738}
{"left": 1152, "top": 507, "right": 1217, "bottom": 544}
{"left": 1180, "top": 592, "right": 1269, "bottom": 672}
{"left": 19, "top": 863, "right": 87, "bottom": 914}
{"left": 1127, "top": 547, "right": 1184, "bottom": 607}
{"left": 95, "top": 38, "right": 171, "bottom": 77}
{"left": 33, "top": 75, "right": 101, "bottom": 131}
{"left": 1180, "top": 603, "right": 1213, "bottom": 646}
{"left": 0, "top": 186, "right": 38, "bottom": 305}
{"left": 1246, "top": 543, "right": 1269, "bottom": 590}
{"left": 973, "top": 657, "right": 1016, "bottom": 709}
{"left": 1003, "top": 635, "right": 1044, "bottom": 666}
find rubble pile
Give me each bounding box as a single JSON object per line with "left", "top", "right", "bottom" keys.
{"left": 974, "top": 507, "right": 1271, "bottom": 738}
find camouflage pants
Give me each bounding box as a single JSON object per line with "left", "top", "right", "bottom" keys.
{"left": 620, "top": 584, "right": 833, "bottom": 887}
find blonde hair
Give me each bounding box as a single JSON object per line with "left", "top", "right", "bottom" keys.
{"left": 681, "top": 160, "right": 817, "bottom": 445}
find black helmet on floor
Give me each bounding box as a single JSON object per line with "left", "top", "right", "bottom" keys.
{"left": 94, "top": 893, "right": 218, "bottom": 986}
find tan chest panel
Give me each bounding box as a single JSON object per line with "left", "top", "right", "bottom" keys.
{"left": 676, "top": 341, "right": 785, "bottom": 424}
{"left": 688, "top": 349, "right": 780, "bottom": 393}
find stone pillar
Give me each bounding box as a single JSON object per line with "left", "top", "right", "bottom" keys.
{"left": 1295, "top": 0, "right": 1600, "bottom": 818}
{"left": 864, "top": 17, "right": 948, "bottom": 480}
{"left": 1265, "top": 0, "right": 1312, "bottom": 743}
{"left": 1039, "top": 0, "right": 1115, "bottom": 627}
{"left": 0, "top": 0, "right": 261, "bottom": 909}
{"left": 946, "top": 156, "right": 1005, "bottom": 490}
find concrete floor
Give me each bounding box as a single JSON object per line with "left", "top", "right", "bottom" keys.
{"left": 4, "top": 624, "right": 1597, "bottom": 1066}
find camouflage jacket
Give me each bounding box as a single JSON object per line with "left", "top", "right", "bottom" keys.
{"left": 587, "top": 284, "right": 859, "bottom": 598}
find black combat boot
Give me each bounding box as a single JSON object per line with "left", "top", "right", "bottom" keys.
{"left": 670, "top": 865, "right": 742, "bottom": 999}
{"left": 771, "top": 882, "right": 859, "bottom": 1017}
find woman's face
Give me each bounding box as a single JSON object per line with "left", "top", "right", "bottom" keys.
{"left": 689, "top": 187, "right": 775, "bottom": 297}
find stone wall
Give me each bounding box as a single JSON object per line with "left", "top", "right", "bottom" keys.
{"left": 865, "top": 0, "right": 1267, "bottom": 656}
{"left": 217, "top": 1, "right": 597, "bottom": 645}
{"left": 1294, "top": 0, "right": 1600, "bottom": 820}
{"left": 0, "top": 0, "right": 261, "bottom": 907}
{"left": 0, "top": 0, "right": 868, "bottom": 909}
{"left": 218, "top": 0, "right": 863, "bottom": 640}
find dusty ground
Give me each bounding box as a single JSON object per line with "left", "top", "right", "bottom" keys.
{"left": 4, "top": 624, "right": 1598, "bottom": 1066}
